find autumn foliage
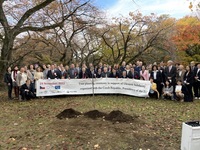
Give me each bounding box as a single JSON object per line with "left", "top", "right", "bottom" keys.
{"left": 172, "top": 16, "right": 200, "bottom": 51}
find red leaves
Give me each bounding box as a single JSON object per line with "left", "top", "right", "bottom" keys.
{"left": 172, "top": 16, "right": 200, "bottom": 51}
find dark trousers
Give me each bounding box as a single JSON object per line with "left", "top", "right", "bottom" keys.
{"left": 154, "top": 80, "right": 163, "bottom": 96}
{"left": 7, "top": 84, "right": 13, "bottom": 99}
{"left": 31, "top": 82, "right": 35, "bottom": 91}
{"left": 21, "top": 91, "right": 35, "bottom": 100}
{"left": 186, "top": 84, "right": 193, "bottom": 99}
{"left": 149, "top": 92, "right": 159, "bottom": 99}
{"left": 172, "top": 82, "right": 176, "bottom": 100}
{"left": 193, "top": 82, "right": 200, "bottom": 97}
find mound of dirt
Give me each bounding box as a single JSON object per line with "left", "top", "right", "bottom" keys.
{"left": 84, "top": 110, "right": 107, "bottom": 119}
{"left": 105, "top": 110, "right": 137, "bottom": 123}
{"left": 56, "top": 108, "right": 82, "bottom": 119}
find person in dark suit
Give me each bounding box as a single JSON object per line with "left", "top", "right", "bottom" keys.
{"left": 47, "top": 64, "right": 62, "bottom": 79}
{"left": 11, "top": 65, "right": 20, "bottom": 99}
{"left": 96, "top": 62, "right": 103, "bottom": 73}
{"left": 134, "top": 60, "right": 142, "bottom": 74}
{"left": 193, "top": 63, "right": 200, "bottom": 99}
{"left": 164, "top": 60, "right": 177, "bottom": 99}
{"left": 101, "top": 67, "right": 110, "bottom": 78}
{"left": 158, "top": 65, "right": 165, "bottom": 83}
{"left": 190, "top": 61, "right": 196, "bottom": 72}
{"left": 164, "top": 60, "right": 177, "bottom": 85}
{"left": 62, "top": 65, "right": 69, "bottom": 79}
{"left": 121, "top": 70, "right": 128, "bottom": 78}
{"left": 67, "top": 64, "right": 78, "bottom": 79}
{"left": 79, "top": 67, "right": 89, "bottom": 79}
{"left": 96, "top": 68, "right": 102, "bottom": 78}
{"left": 127, "top": 67, "right": 140, "bottom": 79}
{"left": 86, "top": 63, "right": 93, "bottom": 75}
{"left": 20, "top": 79, "right": 36, "bottom": 100}
{"left": 88, "top": 66, "right": 96, "bottom": 78}
{"left": 159, "top": 61, "right": 165, "bottom": 70}
{"left": 183, "top": 65, "right": 194, "bottom": 101}
{"left": 109, "top": 68, "right": 120, "bottom": 78}
{"left": 150, "top": 65, "right": 163, "bottom": 96}
{"left": 4, "top": 67, "right": 13, "bottom": 100}
{"left": 119, "top": 61, "right": 126, "bottom": 74}
{"left": 175, "top": 80, "right": 193, "bottom": 102}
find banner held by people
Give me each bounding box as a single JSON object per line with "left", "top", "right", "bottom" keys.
{"left": 36, "top": 78, "right": 151, "bottom": 97}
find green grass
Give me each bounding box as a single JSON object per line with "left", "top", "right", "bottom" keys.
{"left": 0, "top": 91, "right": 200, "bottom": 150}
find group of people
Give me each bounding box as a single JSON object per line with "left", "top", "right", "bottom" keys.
{"left": 3, "top": 60, "right": 200, "bottom": 102}
{"left": 148, "top": 60, "right": 200, "bottom": 102}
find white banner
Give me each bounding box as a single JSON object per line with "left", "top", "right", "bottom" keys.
{"left": 36, "top": 78, "right": 151, "bottom": 97}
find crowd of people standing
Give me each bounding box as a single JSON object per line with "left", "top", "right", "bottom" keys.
{"left": 3, "top": 60, "right": 200, "bottom": 102}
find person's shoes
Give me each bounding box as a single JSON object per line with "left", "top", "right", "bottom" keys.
{"left": 195, "top": 97, "right": 198, "bottom": 100}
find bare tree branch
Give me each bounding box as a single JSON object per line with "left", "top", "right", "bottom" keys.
{"left": 0, "top": 1, "right": 9, "bottom": 33}
{"left": 10, "top": 51, "right": 33, "bottom": 66}
{"left": 14, "top": 0, "right": 55, "bottom": 29}
{"left": 13, "top": 31, "right": 32, "bottom": 51}
{"left": 14, "top": 1, "right": 89, "bottom": 36}
{"left": 15, "top": 21, "right": 64, "bottom": 35}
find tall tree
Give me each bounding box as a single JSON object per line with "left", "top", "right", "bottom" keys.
{"left": 0, "top": 0, "right": 89, "bottom": 78}
{"left": 172, "top": 16, "right": 200, "bottom": 62}
{"left": 100, "top": 13, "right": 174, "bottom": 65}
{"left": 35, "top": 2, "right": 102, "bottom": 65}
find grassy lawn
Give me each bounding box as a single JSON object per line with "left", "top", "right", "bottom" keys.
{"left": 0, "top": 90, "right": 200, "bottom": 150}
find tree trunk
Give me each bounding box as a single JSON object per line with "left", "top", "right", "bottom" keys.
{"left": 60, "top": 45, "right": 74, "bottom": 65}
{"left": 0, "top": 35, "right": 14, "bottom": 82}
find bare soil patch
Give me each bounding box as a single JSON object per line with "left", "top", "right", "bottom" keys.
{"left": 56, "top": 108, "right": 82, "bottom": 119}
{"left": 105, "top": 110, "right": 138, "bottom": 123}
{"left": 56, "top": 109, "right": 139, "bottom": 123}
{"left": 84, "top": 109, "right": 107, "bottom": 119}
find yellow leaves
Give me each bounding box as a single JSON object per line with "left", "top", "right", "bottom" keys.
{"left": 176, "top": 16, "right": 200, "bottom": 26}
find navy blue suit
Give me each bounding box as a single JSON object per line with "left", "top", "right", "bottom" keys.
{"left": 47, "top": 69, "right": 61, "bottom": 79}
{"left": 20, "top": 83, "right": 35, "bottom": 100}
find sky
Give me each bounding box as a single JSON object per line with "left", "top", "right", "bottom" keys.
{"left": 93, "top": 0, "right": 195, "bottom": 19}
